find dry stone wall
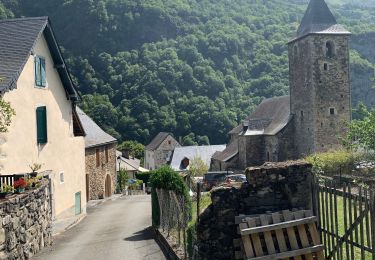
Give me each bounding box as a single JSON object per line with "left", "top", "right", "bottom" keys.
{"left": 197, "top": 161, "right": 312, "bottom": 259}
{"left": 0, "top": 180, "right": 52, "bottom": 259}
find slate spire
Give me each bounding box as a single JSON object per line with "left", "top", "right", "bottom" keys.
{"left": 296, "top": 0, "right": 350, "bottom": 39}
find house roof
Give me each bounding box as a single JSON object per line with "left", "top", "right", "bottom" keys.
{"left": 145, "top": 132, "right": 176, "bottom": 151}
{"left": 211, "top": 141, "right": 239, "bottom": 162}
{"left": 76, "top": 107, "right": 117, "bottom": 148}
{"left": 291, "top": 0, "right": 350, "bottom": 43}
{"left": 170, "top": 145, "right": 226, "bottom": 171}
{"left": 229, "top": 96, "right": 291, "bottom": 136}
{"left": 116, "top": 151, "right": 142, "bottom": 172}
{"left": 0, "top": 17, "right": 80, "bottom": 100}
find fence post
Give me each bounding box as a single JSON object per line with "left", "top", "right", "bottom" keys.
{"left": 197, "top": 182, "right": 201, "bottom": 223}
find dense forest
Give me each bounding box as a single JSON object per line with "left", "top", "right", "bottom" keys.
{"left": 1, "top": 0, "right": 374, "bottom": 145}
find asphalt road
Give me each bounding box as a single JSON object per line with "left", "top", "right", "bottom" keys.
{"left": 33, "top": 195, "right": 167, "bottom": 260}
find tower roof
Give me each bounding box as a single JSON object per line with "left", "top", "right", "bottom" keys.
{"left": 292, "top": 0, "right": 350, "bottom": 42}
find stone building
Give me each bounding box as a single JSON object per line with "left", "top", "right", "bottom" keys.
{"left": 144, "top": 132, "right": 181, "bottom": 170}
{"left": 77, "top": 107, "right": 117, "bottom": 200}
{"left": 212, "top": 0, "right": 351, "bottom": 170}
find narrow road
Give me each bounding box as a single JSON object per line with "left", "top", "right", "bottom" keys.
{"left": 34, "top": 195, "right": 167, "bottom": 260}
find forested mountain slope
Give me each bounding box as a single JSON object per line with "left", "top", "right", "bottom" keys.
{"left": 1, "top": 0, "right": 374, "bottom": 145}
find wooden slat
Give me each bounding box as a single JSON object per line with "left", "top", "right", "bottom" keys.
{"left": 271, "top": 212, "right": 288, "bottom": 254}
{"left": 321, "top": 185, "right": 327, "bottom": 257}
{"left": 294, "top": 211, "right": 312, "bottom": 260}
{"left": 359, "top": 186, "right": 365, "bottom": 260}
{"left": 348, "top": 184, "right": 355, "bottom": 260}
{"left": 370, "top": 189, "right": 375, "bottom": 260}
{"left": 247, "top": 218, "right": 263, "bottom": 257}
{"left": 240, "top": 222, "right": 254, "bottom": 258}
{"left": 343, "top": 183, "right": 350, "bottom": 260}
{"left": 329, "top": 181, "right": 336, "bottom": 260}
{"left": 364, "top": 188, "right": 371, "bottom": 249}
{"left": 305, "top": 211, "right": 325, "bottom": 260}
{"left": 282, "top": 210, "right": 301, "bottom": 260}
{"left": 247, "top": 245, "right": 325, "bottom": 260}
{"left": 259, "top": 214, "right": 275, "bottom": 255}
{"left": 240, "top": 216, "right": 317, "bottom": 235}
{"left": 333, "top": 182, "right": 341, "bottom": 260}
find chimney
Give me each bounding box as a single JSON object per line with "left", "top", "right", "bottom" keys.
{"left": 121, "top": 149, "right": 130, "bottom": 159}
{"left": 243, "top": 120, "right": 249, "bottom": 132}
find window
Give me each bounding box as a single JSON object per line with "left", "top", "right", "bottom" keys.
{"left": 330, "top": 108, "right": 336, "bottom": 115}
{"left": 324, "top": 63, "right": 328, "bottom": 71}
{"left": 36, "top": 106, "right": 47, "bottom": 144}
{"left": 60, "top": 172, "right": 65, "bottom": 183}
{"left": 96, "top": 149, "right": 100, "bottom": 167}
{"left": 34, "top": 56, "right": 46, "bottom": 87}
{"left": 105, "top": 146, "right": 109, "bottom": 163}
{"left": 325, "top": 42, "right": 334, "bottom": 58}
{"left": 168, "top": 140, "right": 171, "bottom": 145}
{"left": 300, "top": 111, "right": 304, "bottom": 121}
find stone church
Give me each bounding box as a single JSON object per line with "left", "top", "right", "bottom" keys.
{"left": 211, "top": 0, "right": 351, "bottom": 171}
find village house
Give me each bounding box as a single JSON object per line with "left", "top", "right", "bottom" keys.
{"left": 0, "top": 17, "right": 87, "bottom": 220}
{"left": 116, "top": 150, "right": 148, "bottom": 179}
{"left": 144, "top": 132, "right": 181, "bottom": 170}
{"left": 212, "top": 0, "right": 351, "bottom": 170}
{"left": 76, "top": 107, "right": 117, "bottom": 200}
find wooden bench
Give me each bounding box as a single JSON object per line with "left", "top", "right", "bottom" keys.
{"left": 234, "top": 210, "right": 325, "bottom": 260}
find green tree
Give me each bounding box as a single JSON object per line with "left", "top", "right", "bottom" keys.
{"left": 188, "top": 157, "right": 209, "bottom": 177}
{"left": 118, "top": 140, "right": 145, "bottom": 160}
{"left": 0, "top": 98, "right": 15, "bottom": 132}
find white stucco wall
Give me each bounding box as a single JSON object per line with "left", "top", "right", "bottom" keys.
{"left": 0, "top": 35, "right": 86, "bottom": 220}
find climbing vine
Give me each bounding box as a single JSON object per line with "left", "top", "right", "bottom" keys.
{"left": 0, "top": 98, "right": 15, "bottom": 132}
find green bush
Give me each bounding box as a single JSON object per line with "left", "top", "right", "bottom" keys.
{"left": 135, "top": 172, "right": 151, "bottom": 184}
{"left": 305, "top": 150, "right": 362, "bottom": 176}
{"left": 117, "top": 169, "right": 129, "bottom": 191}
{"left": 150, "top": 166, "right": 191, "bottom": 227}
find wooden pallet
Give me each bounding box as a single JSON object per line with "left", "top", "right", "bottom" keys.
{"left": 234, "top": 210, "right": 325, "bottom": 260}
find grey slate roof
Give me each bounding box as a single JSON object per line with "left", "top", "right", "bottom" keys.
{"left": 76, "top": 107, "right": 117, "bottom": 148}
{"left": 229, "top": 96, "right": 291, "bottom": 136}
{"left": 211, "top": 141, "right": 238, "bottom": 162}
{"left": 291, "top": 0, "right": 350, "bottom": 42}
{"left": 170, "top": 145, "right": 226, "bottom": 171}
{"left": 0, "top": 17, "right": 79, "bottom": 100}
{"left": 145, "top": 132, "right": 175, "bottom": 151}
{"left": 116, "top": 151, "right": 141, "bottom": 172}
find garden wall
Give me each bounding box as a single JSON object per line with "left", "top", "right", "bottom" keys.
{"left": 0, "top": 180, "right": 52, "bottom": 259}
{"left": 197, "top": 161, "right": 312, "bottom": 259}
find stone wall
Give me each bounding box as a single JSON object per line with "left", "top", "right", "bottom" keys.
{"left": 197, "top": 161, "right": 312, "bottom": 260}
{"left": 0, "top": 180, "right": 52, "bottom": 259}
{"left": 86, "top": 143, "right": 117, "bottom": 200}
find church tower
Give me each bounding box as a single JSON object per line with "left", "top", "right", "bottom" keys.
{"left": 289, "top": 0, "right": 351, "bottom": 157}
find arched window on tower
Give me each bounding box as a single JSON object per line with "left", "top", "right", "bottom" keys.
{"left": 325, "top": 41, "right": 335, "bottom": 58}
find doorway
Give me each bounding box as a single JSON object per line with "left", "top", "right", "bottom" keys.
{"left": 105, "top": 174, "right": 112, "bottom": 198}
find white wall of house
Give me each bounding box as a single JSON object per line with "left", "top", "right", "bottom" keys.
{"left": 0, "top": 35, "right": 86, "bottom": 220}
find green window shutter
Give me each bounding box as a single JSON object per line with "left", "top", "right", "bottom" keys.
{"left": 34, "top": 57, "right": 41, "bottom": 86}
{"left": 36, "top": 106, "right": 47, "bottom": 144}
{"left": 40, "top": 57, "right": 46, "bottom": 86}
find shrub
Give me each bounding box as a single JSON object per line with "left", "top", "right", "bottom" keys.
{"left": 117, "top": 169, "right": 129, "bottom": 191}
{"left": 150, "top": 166, "right": 191, "bottom": 227}
{"left": 305, "top": 150, "right": 362, "bottom": 177}
{"left": 135, "top": 172, "right": 151, "bottom": 184}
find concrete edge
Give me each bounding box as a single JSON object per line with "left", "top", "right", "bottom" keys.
{"left": 152, "top": 227, "right": 182, "bottom": 260}
{"left": 52, "top": 213, "right": 86, "bottom": 237}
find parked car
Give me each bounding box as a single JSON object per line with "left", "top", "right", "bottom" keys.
{"left": 224, "top": 174, "right": 247, "bottom": 185}
{"left": 203, "top": 171, "right": 233, "bottom": 191}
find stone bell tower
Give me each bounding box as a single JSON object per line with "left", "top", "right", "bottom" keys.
{"left": 288, "top": 0, "right": 351, "bottom": 158}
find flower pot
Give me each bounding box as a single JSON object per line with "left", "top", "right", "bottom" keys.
{"left": 16, "top": 188, "right": 25, "bottom": 194}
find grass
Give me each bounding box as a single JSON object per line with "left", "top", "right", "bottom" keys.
{"left": 187, "top": 193, "right": 212, "bottom": 259}
{"left": 319, "top": 192, "right": 373, "bottom": 259}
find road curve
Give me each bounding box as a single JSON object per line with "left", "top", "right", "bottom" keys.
{"left": 33, "top": 195, "right": 166, "bottom": 260}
